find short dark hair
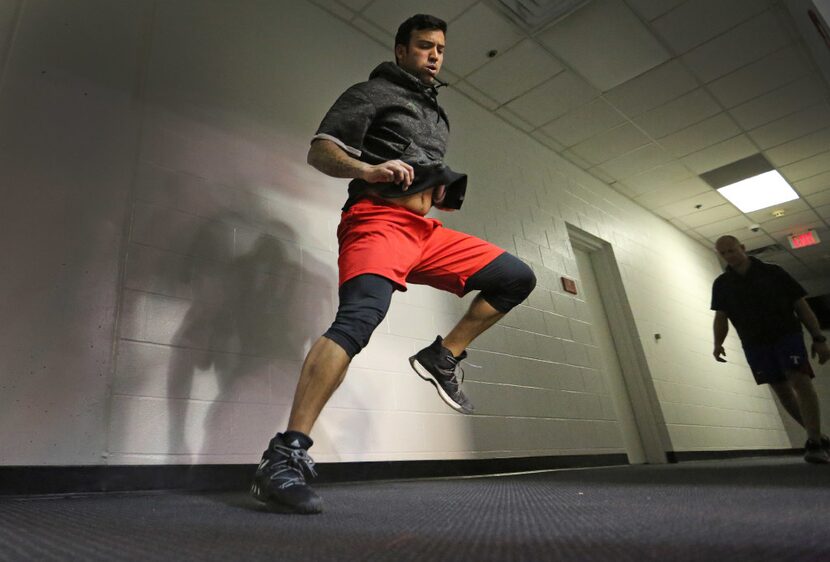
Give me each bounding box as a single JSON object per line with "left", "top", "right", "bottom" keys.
{"left": 394, "top": 14, "right": 447, "bottom": 48}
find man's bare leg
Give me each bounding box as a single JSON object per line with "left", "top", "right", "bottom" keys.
{"left": 769, "top": 381, "right": 804, "bottom": 427}
{"left": 786, "top": 370, "right": 823, "bottom": 442}
{"left": 251, "top": 336, "right": 346, "bottom": 514}
{"left": 442, "top": 294, "right": 505, "bottom": 357}
{"left": 287, "top": 336, "right": 351, "bottom": 435}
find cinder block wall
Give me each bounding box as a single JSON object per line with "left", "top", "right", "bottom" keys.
{"left": 0, "top": 0, "right": 796, "bottom": 467}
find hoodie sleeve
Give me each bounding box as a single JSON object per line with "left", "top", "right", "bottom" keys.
{"left": 312, "top": 84, "right": 376, "bottom": 158}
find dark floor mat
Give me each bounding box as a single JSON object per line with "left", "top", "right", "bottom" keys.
{"left": 1, "top": 457, "right": 828, "bottom": 561}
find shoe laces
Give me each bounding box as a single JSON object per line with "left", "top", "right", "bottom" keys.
{"left": 266, "top": 444, "right": 318, "bottom": 486}
{"left": 454, "top": 358, "right": 483, "bottom": 385}
{"left": 441, "top": 355, "right": 465, "bottom": 386}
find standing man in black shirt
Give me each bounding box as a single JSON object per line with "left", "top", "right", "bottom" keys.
{"left": 711, "top": 235, "right": 830, "bottom": 463}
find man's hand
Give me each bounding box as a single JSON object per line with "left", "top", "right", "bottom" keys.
{"left": 811, "top": 340, "right": 830, "bottom": 365}
{"left": 361, "top": 160, "right": 414, "bottom": 189}
{"left": 713, "top": 344, "right": 727, "bottom": 362}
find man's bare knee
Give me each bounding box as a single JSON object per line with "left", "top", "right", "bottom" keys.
{"left": 786, "top": 370, "right": 813, "bottom": 389}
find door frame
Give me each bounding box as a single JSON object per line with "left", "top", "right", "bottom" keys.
{"left": 568, "top": 225, "right": 670, "bottom": 464}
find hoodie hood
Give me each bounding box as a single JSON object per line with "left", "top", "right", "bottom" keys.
{"left": 369, "top": 62, "right": 440, "bottom": 98}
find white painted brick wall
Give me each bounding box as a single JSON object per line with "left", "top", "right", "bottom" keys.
{"left": 1, "top": 0, "right": 808, "bottom": 467}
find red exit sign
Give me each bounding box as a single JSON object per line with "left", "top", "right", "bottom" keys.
{"left": 789, "top": 230, "right": 821, "bottom": 249}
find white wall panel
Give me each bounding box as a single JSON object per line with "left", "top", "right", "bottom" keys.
{"left": 0, "top": 0, "right": 798, "bottom": 467}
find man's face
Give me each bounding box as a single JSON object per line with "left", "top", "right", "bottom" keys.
{"left": 715, "top": 238, "right": 748, "bottom": 268}
{"left": 395, "top": 28, "right": 445, "bottom": 84}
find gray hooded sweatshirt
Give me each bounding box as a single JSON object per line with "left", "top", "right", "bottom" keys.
{"left": 313, "top": 62, "right": 466, "bottom": 210}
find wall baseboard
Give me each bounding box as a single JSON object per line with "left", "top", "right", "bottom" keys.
{"left": 1, "top": 448, "right": 802, "bottom": 496}
{"left": 0, "top": 453, "right": 627, "bottom": 496}
{"left": 665, "top": 448, "right": 801, "bottom": 463}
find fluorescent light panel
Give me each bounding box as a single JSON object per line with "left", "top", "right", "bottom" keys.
{"left": 716, "top": 170, "right": 799, "bottom": 213}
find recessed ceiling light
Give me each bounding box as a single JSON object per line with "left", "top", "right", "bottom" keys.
{"left": 716, "top": 170, "right": 799, "bottom": 213}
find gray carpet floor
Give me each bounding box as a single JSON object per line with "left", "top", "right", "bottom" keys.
{"left": 1, "top": 457, "right": 828, "bottom": 561}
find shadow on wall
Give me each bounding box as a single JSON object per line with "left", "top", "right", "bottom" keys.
{"left": 162, "top": 211, "right": 331, "bottom": 458}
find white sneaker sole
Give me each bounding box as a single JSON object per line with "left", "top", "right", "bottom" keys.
{"left": 408, "top": 356, "right": 471, "bottom": 414}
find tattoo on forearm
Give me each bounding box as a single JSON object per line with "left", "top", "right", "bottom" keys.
{"left": 313, "top": 142, "right": 364, "bottom": 179}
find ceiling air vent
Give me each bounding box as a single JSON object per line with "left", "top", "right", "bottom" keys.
{"left": 747, "top": 243, "right": 785, "bottom": 257}
{"left": 493, "top": 0, "right": 593, "bottom": 31}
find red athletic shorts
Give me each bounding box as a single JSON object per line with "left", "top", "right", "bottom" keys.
{"left": 337, "top": 197, "right": 505, "bottom": 296}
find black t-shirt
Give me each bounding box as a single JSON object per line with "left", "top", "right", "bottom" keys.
{"left": 711, "top": 257, "right": 806, "bottom": 345}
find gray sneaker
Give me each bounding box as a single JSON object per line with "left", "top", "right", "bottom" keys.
{"left": 804, "top": 438, "right": 830, "bottom": 464}
{"left": 250, "top": 433, "right": 323, "bottom": 514}
{"left": 409, "top": 335, "right": 474, "bottom": 414}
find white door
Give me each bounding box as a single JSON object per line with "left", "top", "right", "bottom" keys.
{"left": 574, "top": 248, "right": 647, "bottom": 464}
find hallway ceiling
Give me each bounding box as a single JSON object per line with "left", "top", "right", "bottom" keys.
{"left": 312, "top": 0, "right": 830, "bottom": 284}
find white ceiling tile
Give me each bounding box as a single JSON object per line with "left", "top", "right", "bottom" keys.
{"left": 506, "top": 70, "right": 598, "bottom": 126}
{"left": 613, "top": 182, "right": 639, "bottom": 199}
{"left": 694, "top": 215, "right": 753, "bottom": 238}
{"left": 669, "top": 216, "right": 693, "bottom": 231}
{"left": 351, "top": 16, "right": 393, "bottom": 44}
{"left": 633, "top": 176, "right": 712, "bottom": 208}
{"left": 761, "top": 209, "right": 822, "bottom": 233}
{"left": 625, "top": 0, "right": 686, "bottom": 21}
{"left": 781, "top": 150, "right": 830, "bottom": 183}
{"left": 654, "top": 190, "right": 729, "bottom": 218}
{"left": 597, "top": 143, "right": 673, "bottom": 181}
{"left": 764, "top": 128, "right": 830, "bottom": 167}
{"left": 748, "top": 103, "right": 830, "bottom": 150}
{"left": 561, "top": 149, "right": 593, "bottom": 169}
{"left": 701, "top": 226, "right": 775, "bottom": 248}
{"left": 465, "top": 39, "right": 564, "bottom": 103}
{"left": 636, "top": 187, "right": 688, "bottom": 209}
{"left": 730, "top": 76, "right": 826, "bottom": 130}
{"left": 495, "top": 106, "right": 534, "bottom": 132}
{"left": 310, "top": 0, "right": 356, "bottom": 20}
{"left": 619, "top": 161, "right": 694, "bottom": 195}
{"left": 441, "top": 2, "right": 525, "bottom": 76}
{"left": 651, "top": 0, "right": 770, "bottom": 55}
{"left": 541, "top": 98, "right": 626, "bottom": 147}
{"left": 746, "top": 198, "right": 810, "bottom": 224}
{"left": 451, "top": 80, "right": 499, "bottom": 109}
{"left": 530, "top": 130, "right": 565, "bottom": 152}
{"left": 439, "top": 67, "right": 461, "bottom": 83}
{"left": 588, "top": 167, "right": 615, "bottom": 184}
{"left": 794, "top": 171, "right": 830, "bottom": 196}
{"left": 706, "top": 46, "right": 811, "bottom": 108}
{"left": 805, "top": 189, "right": 830, "bottom": 207}
{"left": 681, "top": 203, "right": 742, "bottom": 228}
{"left": 814, "top": 204, "right": 830, "bottom": 220}
{"left": 658, "top": 113, "right": 742, "bottom": 157}
{"left": 680, "top": 134, "right": 758, "bottom": 174}
{"left": 361, "top": 0, "right": 477, "bottom": 32}
{"left": 569, "top": 122, "right": 651, "bottom": 165}
{"left": 633, "top": 88, "right": 721, "bottom": 138}
{"left": 536, "top": 0, "right": 670, "bottom": 91}
{"left": 603, "top": 60, "right": 698, "bottom": 117}
{"left": 338, "top": 0, "right": 373, "bottom": 10}
{"left": 681, "top": 11, "right": 790, "bottom": 83}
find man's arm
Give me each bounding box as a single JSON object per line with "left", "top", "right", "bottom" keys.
{"left": 794, "top": 298, "right": 830, "bottom": 364}
{"left": 713, "top": 310, "right": 729, "bottom": 362}
{"left": 307, "top": 139, "right": 414, "bottom": 188}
